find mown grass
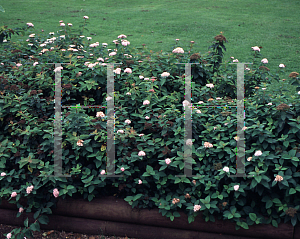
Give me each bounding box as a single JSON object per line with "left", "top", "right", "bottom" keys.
{"left": 1, "top": 0, "right": 299, "bottom": 74}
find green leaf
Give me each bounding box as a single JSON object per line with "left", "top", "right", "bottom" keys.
{"left": 249, "top": 213, "right": 257, "bottom": 221}
{"left": 88, "top": 185, "right": 95, "bottom": 193}
{"left": 0, "top": 5, "right": 5, "bottom": 12}
{"left": 241, "top": 222, "right": 249, "bottom": 229}
{"left": 266, "top": 200, "right": 273, "bottom": 209}
{"left": 24, "top": 217, "right": 29, "bottom": 227}
{"left": 173, "top": 211, "right": 181, "bottom": 217}
{"left": 38, "top": 215, "right": 49, "bottom": 225}
{"left": 188, "top": 215, "right": 195, "bottom": 223}
{"left": 283, "top": 141, "right": 289, "bottom": 148}
{"left": 34, "top": 209, "right": 41, "bottom": 220}
{"left": 29, "top": 222, "right": 40, "bottom": 232}
{"left": 272, "top": 219, "right": 278, "bottom": 228}
{"left": 289, "top": 188, "right": 297, "bottom": 195}
{"left": 86, "top": 146, "right": 93, "bottom": 152}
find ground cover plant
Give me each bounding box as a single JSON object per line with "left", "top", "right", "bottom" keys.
{"left": 0, "top": 2, "right": 300, "bottom": 239}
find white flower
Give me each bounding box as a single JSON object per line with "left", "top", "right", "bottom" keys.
{"left": 138, "top": 151, "right": 146, "bottom": 156}
{"left": 83, "top": 16, "right": 89, "bottom": 19}
{"left": 106, "top": 96, "right": 113, "bottom": 101}
{"left": 206, "top": 83, "right": 214, "bottom": 88}
{"left": 102, "top": 43, "right": 108, "bottom": 46}
{"left": 145, "top": 116, "right": 150, "bottom": 119}
{"left": 139, "top": 75, "right": 144, "bottom": 79}
{"left": 182, "top": 100, "right": 190, "bottom": 107}
{"left": 267, "top": 102, "right": 272, "bottom": 105}
{"left": 80, "top": 35, "right": 85, "bottom": 38}
{"left": 49, "top": 32, "right": 55, "bottom": 35}
{"left": 68, "top": 23, "right": 72, "bottom": 26}
{"left": 233, "top": 59, "right": 239, "bottom": 63}
{"left": 230, "top": 56, "right": 234, "bottom": 59}
{"left": 279, "top": 64, "right": 285, "bottom": 68}
{"left": 245, "top": 67, "right": 251, "bottom": 70}
{"left": 100, "top": 170, "right": 106, "bottom": 175}
{"left": 117, "top": 130, "right": 124, "bottom": 134}
{"left": 60, "top": 23, "right": 65, "bottom": 26}
{"left": 121, "top": 40, "right": 130, "bottom": 46}
{"left": 29, "top": 34, "right": 35, "bottom": 38}
{"left": 234, "top": 185, "right": 239, "bottom": 191}
{"left": 109, "top": 52, "right": 117, "bottom": 56}
{"left": 125, "top": 119, "right": 131, "bottom": 124}
{"left": 1, "top": 172, "right": 6, "bottom": 177}
{"left": 138, "top": 180, "right": 142, "bottom": 184}
{"left": 27, "top": 22, "right": 34, "bottom": 27}
{"left": 143, "top": 100, "right": 150, "bottom": 105}
{"left": 247, "top": 157, "right": 252, "bottom": 161}
{"left": 198, "top": 101, "right": 204, "bottom": 104}
{"left": 186, "top": 139, "right": 193, "bottom": 145}
{"left": 251, "top": 46, "right": 260, "bottom": 52}
{"left": 139, "top": 134, "right": 144, "bottom": 136}
{"left": 172, "top": 47, "right": 184, "bottom": 53}
{"left": 86, "top": 37, "right": 92, "bottom": 40}
{"left": 161, "top": 72, "right": 170, "bottom": 77}
{"left": 223, "top": 166, "right": 229, "bottom": 173}
{"left": 77, "top": 139, "right": 84, "bottom": 146}
{"left": 196, "top": 110, "right": 201, "bottom": 113}
{"left": 60, "top": 35, "right": 65, "bottom": 38}
{"left": 53, "top": 66, "right": 63, "bottom": 73}
{"left": 165, "top": 158, "right": 171, "bottom": 165}
{"left": 96, "top": 112, "right": 105, "bottom": 118}
{"left": 33, "top": 62, "right": 39, "bottom": 66}
{"left": 261, "top": 58, "right": 268, "bottom": 64}
{"left": 254, "top": 150, "right": 262, "bottom": 156}
{"left": 118, "top": 34, "right": 127, "bottom": 39}
{"left": 126, "top": 92, "right": 131, "bottom": 95}
{"left": 194, "top": 205, "right": 201, "bottom": 212}
{"left": 298, "top": 91, "right": 300, "bottom": 95}
{"left": 144, "top": 78, "right": 149, "bottom": 81}
{"left": 120, "top": 167, "right": 125, "bottom": 172}
{"left": 124, "top": 68, "right": 132, "bottom": 73}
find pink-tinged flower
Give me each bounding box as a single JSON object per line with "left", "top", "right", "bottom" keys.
{"left": 83, "top": 16, "right": 89, "bottom": 19}
{"left": 102, "top": 43, "right": 108, "bottom": 47}
{"left": 19, "top": 207, "right": 24, "bottom": 213}
{"left": 1, "top": 172, "right": 6, "bottom": 177}
{"left": 161, "top": 72, "right": 170, "bottom": 77}
{"left": 230, "top": 56, "right": 234, "bottom": 59}
{"left": 262, "top": 88, "right": 266, "bottom": 90}
{"left": 145, "top": 116, "right": 150, "bottom": 119}
{"left": 172, "top": 47, "right": 184, "bottom": 53}
{"left": 124, "top": 68, "right": 132, "bottom": 73}
{"left": 251, "top": 46, "right": 260, "bottom": 52}
{"left": 106, "top": 96, "right": 112, "bottom": 101}
{"left": 234, "top": 136, "right": 240, "bottom": 141}
{"left": 190, "top": 41, "right": 195, "bottom": 44}
{"left": 120, "top": 167, "right": 125, "bottom": 172}
{"left": 234, "top": 185, "right": 239, "bottom": 191}
{"left": 6, "top": 232, "right": 11, "bottom": 239}
{"left": 77, "top": 139, "right": 84, "bottom": 146}
{"left": 144, "top": 78, "right": 149, "bottom": 81}
{"left": 150, "top": 78, "right": 155, "bottom": 82}
{"left": 204, "top": 142, "right": 213, "bottom": 148}
{"left": 53, "top": 188, "right": 59, "bottom": 198}
{"left": 138, "top": 180, "right": 142, "bottom": 184}
{"left": 194, "top": 205, "right": 201, "bottom": 212}
{"left": 96, "top": 111, "right": 105, "bottom": 118}
{"left": 233, "top": 59, "right": 239, "bottom": 62}
{"left": 279, "top": 64, "right": 285, "bottom": 68}
{"left": 27, "top": 22, "right": 34, "bottom": 27}
{"left": 245, "top": 67, "right": 250, "bottom": 70}
{"left": 165, "top": 158, "right": 171, "bottom": 165}
{"left": 29, "top": 34, "right": 35, "bottom": 38}
{"left": 59, "top": 20, "right": 64, "bottom": 23}
{"left": 97, "top": 57, "right": 104, "bottom": 62}
{"left": 121, "top": 40, "right": 130, "bottom": 46}
{"left": 16, "top": 63, "right": 22, "bottom": 67}
{"left": 196, "top": 110, "right": 201, "bottom": 113}
{"left": 182, "top": 100, "right": 190, "bottom": 107}
{"left": 149, "top": 89, "right": 155, "bottom": 93}
{"left": 100, "top": 170, "right": 106, "bottom": 175}
{"left": 254, "top": 150, "right": 262, "bottom": 156}
{"left": 60, "top": 23, "right": 65, "bottom": 26}
{"left": 139, "top": 75, "right": 144, "bottom": 79}
{"left": 113, "top": 40, "right": 119, "bottom": 44}
{"left": 186, "top": 139, "right": 193, "bottom": 145}
{"left": 54, "top": 66, "right": 63, "bottom": 72}
{"left": 33, "top": 62, "right": 39, "bottom": 66}
{"left": 138, "top": 151, "right": 146, "bottom": 156}
{"left": 26, "top": 185, "right": 34, "bottom": 194}
{"left": 11, "top": 192, "right": 17, "bottom": 198}
{"left": 261, "top": 58, "right": 268, "bottom": 64}
{"left": 267, "top": 102, "right": 272, "bottom": 105}
{"left": 118, "top": 34, "right": 127, "bottom": 39}
{"left": 176, "top": 39, "right": 180, "bottom": 41}
{"left": 139, "top": 134, "right": 144, "bottom": 137}
{"left": 206, "top": 83, "right": 214, "bottom": 88}
{"left": 117, "top": 130, "right": 124, "bottom": 134}
{"left": 247, "top": 157, "right": 252, "bottom": 162}
{"left": 68, "top": 23, "right": 72, "bottom": 26}
{"left": 125, "top": 119, "right": 131, "bottom": 124}
{"left": 113, "top": 68, "right": 122, "bottom": 74}
{"left": 274, "top": 175, "right": 283, "bottom": 182}
{"left": 109, "top": 52, "right": 117, "bottom": 56}
{"left": 126, "top": 92, "right": 131, "bottom": 95}
{"left": 223, "top": 166, "right": 229, "bottom": 173}
{"left": 143, "top": 100, "right": 150, "bottom": 105}
{"left": 61, "top": 49, "right": 66, "bottom": 51}
{"left": 242, "top": 126, "right": 247, "bottom": 130}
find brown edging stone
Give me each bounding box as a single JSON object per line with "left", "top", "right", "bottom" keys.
{"left": 0, "top": 196, "right": 295, "bottom": 239}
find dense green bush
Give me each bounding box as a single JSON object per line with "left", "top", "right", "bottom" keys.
{"left": 1, "top": 17, "right": 300, "bottom": 239}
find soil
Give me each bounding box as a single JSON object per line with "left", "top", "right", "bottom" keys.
{"left": 0, "top": 223, "right": 138, "bottom": 239}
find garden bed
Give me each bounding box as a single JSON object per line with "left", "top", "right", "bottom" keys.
{"left": 0, "top": 195, "right": 298, "bottom": 239}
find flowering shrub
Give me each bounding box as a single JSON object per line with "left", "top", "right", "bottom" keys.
{"left": 0, "top": 17, "right": 300, "bottom": 239}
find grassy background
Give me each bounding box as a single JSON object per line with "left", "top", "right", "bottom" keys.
{"left": 1, "top": 0, "right": 300, "bottom": 95}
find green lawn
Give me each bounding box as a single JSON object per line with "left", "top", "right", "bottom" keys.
{"left": 1, "top": 0, "right": 299, "bottom": 96}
